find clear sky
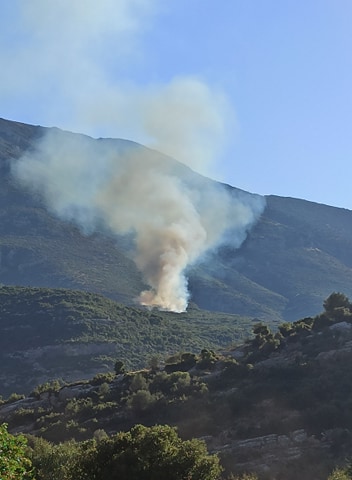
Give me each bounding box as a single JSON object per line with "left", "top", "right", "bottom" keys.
{"left": 1, "top": 1, "right": 352, "bottom": 209}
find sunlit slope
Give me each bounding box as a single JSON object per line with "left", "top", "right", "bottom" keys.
{"left": 0, "top": 285, "right": 252, "bottom": 396}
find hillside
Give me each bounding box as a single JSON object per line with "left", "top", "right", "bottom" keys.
{"left": 0, "top": 285, "right": 252, "bottom": 397}
{"left": 2, "top": 118, "right": 352, "bottom": 322}
{"left": 214, "top": 194, "right": 352, "bottom": 320}
{"left": 2, "top": 292, "right": 352, "bottom": 479}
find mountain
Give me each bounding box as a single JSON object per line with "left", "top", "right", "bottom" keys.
{"left": 3, "top": 295, "right": 352, "bottom": 479}
{"left": 1, "top": 117, "right": 352, "bottom": 323}
{"left": 212, "top": 194, "right": 352, "bottom": 320}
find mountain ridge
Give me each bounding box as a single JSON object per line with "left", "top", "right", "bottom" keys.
{"left": 1, "top": 117, "right": 352, "bottom": 322}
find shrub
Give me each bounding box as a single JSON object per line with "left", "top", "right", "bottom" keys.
{"left": 91, "top": 372, "right": 115, "bottom": 386}
{"left": 327, "top": 468, "right": 351, "bottom": 479}
{"left": 0, "top": 423, "right": 34, "bottom": 479}
{"left": 77, "top": 424, "right": 222, "bottom": 480}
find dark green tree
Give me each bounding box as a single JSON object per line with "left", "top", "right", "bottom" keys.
{"left": 114, "top": 360, "right": 125, "bottom": 375}
{"left": 77, "top": 424, "right": 222, "bottom": 480}
{"left": 148, "top": 354, "right": 161, "bottom": 372}
{"left": 323, "top": 292, "right": 351, "bottom": 314}
{"left": 197, "top": 349, "right": 217, "bottom": 370}
{"left": 252, "top": 323, "right": 270, "bottom": 337}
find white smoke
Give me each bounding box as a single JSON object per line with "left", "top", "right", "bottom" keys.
{"left": 12, "top": 129, "right": 265, "bottom": 312}
{"left": 5, "top": 1, "right": 266, "bottom": 311}
{"left": 81, "top": 76, "right": 232, "bottom": 178}
{"left": 0, "top": 1, "right": 232, "bottom": 172}
{"left": 0, "top": 0, "right": 159, "bottom": 128}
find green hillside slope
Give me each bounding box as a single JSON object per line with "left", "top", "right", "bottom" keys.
{"left": 0, "top": 285, "right": 253, "bottom": 396}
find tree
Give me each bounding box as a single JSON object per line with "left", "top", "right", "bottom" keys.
{"left": 0, "top": 423, "right": 34, "bottom": 480}
{"left": 252, "top": 323, "right": 270, "bottom": 337}
{"left": 278, "top": 322, "right": 294, "bottom": 337}
{"left": 77, "top": 424, "right": 222, "bottom": 480}
{"left": 114, "top": 360, "right": 125, "bottom": 375}
{"left": 28, "top": 435, "right": 83, "bottom": 480}
{"left": 323, "top": 293, "right": 351, "bottom": 314}
{"left": 148, "top": 354, "right": 161, "bottom": 372}
{"left": 197, "top": 349, "right": 217, "bottom": 370}
{"left": 129, "top": 372, "right": 148, "bottom": 392}
{"left": 127, "top": 389, "right": 157, "bottom": 413}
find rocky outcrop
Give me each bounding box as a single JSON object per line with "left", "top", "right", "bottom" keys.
{"left": 209, "top": 429, "right": 331, "bottom": 477}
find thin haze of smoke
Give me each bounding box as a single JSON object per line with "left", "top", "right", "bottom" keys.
{"left": 12, "top": 130, "right": 265, "bottom": 312}
{"left": 0, "top": 0, "right": 159, "bottom": 129}
{"left": 1, "top": 1, "right": 233, "bottom": 177}
{"left": 80, "top": 76, "right": 232, "bottom": 177}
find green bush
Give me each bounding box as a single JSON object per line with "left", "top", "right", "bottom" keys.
{"left": 76, "top": 424, "right": 222, "bottom": 480}
{"left": 29, "top": 424, "right": 222, "bottom": 480}
{"left": 31, "top": 380, "right": 62, "bottom": 397}
{"left": 91, "top": 372, "right": 115, "bottom": 386}
{"left": 327, "top": 468, "right": 351, "bottom": 479}
{"left": 0, "top": 423, "right": 34, "bottom": 479}
{"left": 126, "top": 389, "right": 158, "bottom": 413}
{"left": 29, "top": 435, "right": 83, "bottom": 480}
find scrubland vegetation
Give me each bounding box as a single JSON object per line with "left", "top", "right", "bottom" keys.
{"left": 3, "top": 292, "right": 352, "bottom": 478}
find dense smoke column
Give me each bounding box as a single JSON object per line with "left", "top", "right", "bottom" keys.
{"left": 12, "top": 129, "right": 265, "bottom": 312}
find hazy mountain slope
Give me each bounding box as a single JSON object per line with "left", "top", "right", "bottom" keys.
{"left": 1, "top": 117, "right": 352, "bottom": 322}
{"left": 229, "top": 196, "right": 352, "bottom": 319}
{"left": 188, "top": 193, "right": 352, "bottom": 320}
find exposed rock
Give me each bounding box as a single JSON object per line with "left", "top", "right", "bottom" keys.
{"left": 211, "top": 429, "right": 325, "bottom": 478}
{"left": 58, "top": 384, "right": 94, "bottom": 402}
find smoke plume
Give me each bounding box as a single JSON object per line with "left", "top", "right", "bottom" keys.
{"left": 12, "top": 129, "right": 265, "bottom": 312}
{"left": 6, "top": 1, "right": 265, "bottom": 311}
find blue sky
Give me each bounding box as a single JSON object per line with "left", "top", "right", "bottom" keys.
{"left": 1, "top": 1, "right": 352, "bottom": 209}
